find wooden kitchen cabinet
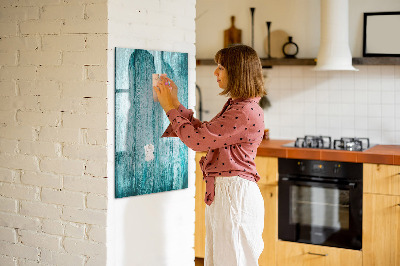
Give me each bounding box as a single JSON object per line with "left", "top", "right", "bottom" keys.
{"left": 364, "top": 163, "right": 400, "bottom": 196}
{"left": 276, "top": 241, "right": 362, "bottom": 266}
{"left": 363, "top": 193, "right": 400, "bottom": 266}
{"left": 255, "top": 156, "right": 278, "bottom": 186}
{"left": 195, "top": 152, "right": 207, "bottom": 258}
{"left": 256, "top": 156, "right": 278, "bottom": 266}
{"left": 258, "top": 184, "right": 278, "bottom": 266}
{"left": 363, "top": 163, "right": 400, "bottom": 266}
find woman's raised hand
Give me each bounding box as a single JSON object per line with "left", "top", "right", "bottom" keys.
{"left": 160, "top": 76, "right": 180, "bottom": 109}
{"left": 153, "top": 77, "right": 175, "bottom": 113}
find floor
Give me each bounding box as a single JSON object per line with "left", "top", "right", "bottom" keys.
{"left": 195, "top": 257, "right": 204, "bottom": 266}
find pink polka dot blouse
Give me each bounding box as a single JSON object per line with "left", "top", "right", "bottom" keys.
{"left": 161, "top": 97, "right": 265, "bottom": 205}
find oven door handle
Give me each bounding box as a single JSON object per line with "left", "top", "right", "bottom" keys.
{"left": 280, "top": 177, "right": 357, "bottom": 189}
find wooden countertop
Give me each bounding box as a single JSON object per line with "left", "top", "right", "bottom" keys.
{"left": 256, "top": 139, "right": 400, "bottom": 165}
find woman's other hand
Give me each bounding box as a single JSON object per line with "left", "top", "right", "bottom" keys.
{"left": 153, "top": 78, "right": 175, "bottom": 113}
{"left": 161, "top": 76, "right": 180, "bottom": 109}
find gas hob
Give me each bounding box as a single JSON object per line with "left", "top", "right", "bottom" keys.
{"left": 282, "top": 135, "right": 374, "bottom": 151}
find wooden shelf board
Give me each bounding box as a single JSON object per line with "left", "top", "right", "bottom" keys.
{"left": 352, "top": 57, "right": 400, "bottom": 65}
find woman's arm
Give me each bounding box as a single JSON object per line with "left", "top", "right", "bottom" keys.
{"left": 165, "top": 76, "right": 203, "bottom": 125}
{"left": 155, "top": 76, "right": 202, "bottom": 137}
{"left": 155, "top": 77, "right": 252, "bottom": 152}
{"left": 165, "top": 107, "right": 249, "bottom": 152}
{"left": 161, "top": 103, "right": 204, "bottom": 138}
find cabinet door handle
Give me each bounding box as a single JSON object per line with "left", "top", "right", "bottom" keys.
{"left": 307, "top": 252, "right": 328, "bottom": 256}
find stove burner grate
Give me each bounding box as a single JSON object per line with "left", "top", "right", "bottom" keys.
{"left": 289, "top": 136, "right": 371, "bottom": 151}
{"left": 333, "top": 137, "right": 370, "bottom": 151}
{"left": 295, "top": 135, "right": 332, "bottom": 149}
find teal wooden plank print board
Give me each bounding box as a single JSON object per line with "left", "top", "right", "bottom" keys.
{"left": 115, "top": 47, "right": 188, "bottom": 198}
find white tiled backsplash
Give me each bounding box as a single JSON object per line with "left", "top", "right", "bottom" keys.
{"left": 196, "top": 65, "right": 400, "bottom": 145}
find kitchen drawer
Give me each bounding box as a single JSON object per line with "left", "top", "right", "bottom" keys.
{"left": 255, "top": 156, "right": 278, "bottom": 186}
{"left": 276, "top": 241, "right": 362, "bottom": 266}
{"left": 364, "top": 164, "right": 400, "bottom": 196}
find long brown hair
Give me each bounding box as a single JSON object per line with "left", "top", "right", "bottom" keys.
{"left": 214, "top": 44, "right": 266, "bottom": 99}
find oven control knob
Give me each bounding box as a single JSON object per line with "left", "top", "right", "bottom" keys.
{"left": 334, "top": 168, "right": 339, "bottom": 174}
{"left": 297, "top": 161, "right": 305, "bottom": 171}
{"left": 334, "top": 164, "right": 341, "bottom": 174}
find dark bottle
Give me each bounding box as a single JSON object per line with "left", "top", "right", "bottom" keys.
{"left": 282, "top": 36, "right": 299, "bottom": 58}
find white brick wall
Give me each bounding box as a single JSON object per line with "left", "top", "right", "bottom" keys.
{"left": 1, "top": 0, "right": 198, "bottom": 264}
{"left": 0, "top": 0, "right": 108, "bottom": 265}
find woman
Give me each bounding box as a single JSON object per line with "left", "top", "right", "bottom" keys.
{"left": 154, "top": 44, "right": 266, "bottom": 266}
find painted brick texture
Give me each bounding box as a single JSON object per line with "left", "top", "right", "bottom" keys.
{"left": 0, "top": 0, "right": 108, "bottom": 265}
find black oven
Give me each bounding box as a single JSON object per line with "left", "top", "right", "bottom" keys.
{"left": 278, "top": 158, "right": 363, "bottom": 250}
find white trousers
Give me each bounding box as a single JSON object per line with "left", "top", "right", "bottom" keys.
{"left": 205, "top": 176, "right": 264, "bottom": 266}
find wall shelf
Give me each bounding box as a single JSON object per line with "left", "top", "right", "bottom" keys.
{"left": 260, "top": 58, "right": 316, "bottom": 67}
{"left": 196, "top": 57, "right": 400, "bottom": 67}
{"left": 352, "top": 57, "right": 400, "bottom": 65}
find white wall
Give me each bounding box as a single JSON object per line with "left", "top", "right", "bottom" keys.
{"left": 196, "top": 0, "right": 319, "bottom": 59}
{"left": 197, "top": 64, "right": 400, "bottom": 145}
{"left": 196, "top": 0, "right": 400, "bottom": 145}
{"left": 197, "top": 0, "right": 400, "bottom": 58}
{"left": 107, "top": 1, "right": 197, "bottom": 266}
{"left": 0, "top": 1, "right": 108, "bottom": 265}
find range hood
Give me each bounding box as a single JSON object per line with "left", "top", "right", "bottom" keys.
{"left": 314, "top": 0, "right": 358, "bottom": 71}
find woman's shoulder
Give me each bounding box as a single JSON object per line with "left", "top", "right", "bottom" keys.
{"left": 232, "top": 97, "right": 262, "bottom": 111}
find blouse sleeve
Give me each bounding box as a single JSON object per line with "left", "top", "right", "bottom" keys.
{"left": 165, "top": 106, "right": 249, "bottom": 152}
{"left": 161, "top": 104, "right": 202, "bottom": 138}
